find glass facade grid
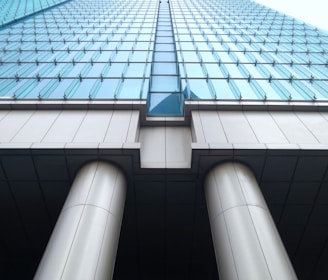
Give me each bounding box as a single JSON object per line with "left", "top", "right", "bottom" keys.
{"left": 0, "top": 0, "right": 327, "bottom": 102}
{"left": 0, "top": 0, "right": 158, "bottom": 99}
{"left": 0, "top": 0, "right": 69, "bottom": 26}
{"left": 171, "top": 0, "right": 328, "bottom": 101}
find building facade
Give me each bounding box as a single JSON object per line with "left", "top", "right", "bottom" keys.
{"left": 0, "top": 0, "right": 328, "bottom": 279}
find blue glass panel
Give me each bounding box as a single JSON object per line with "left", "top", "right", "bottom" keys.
{"left": 291, "top": 80, "right": 315, "bottom": 100}
{"left": 0, "top": 79, "right": 16, "bottom": 97}
{"left": 154, "top": 52, "right": 176, "bottom": 62}
{"left": 94, "top": 79, "right": 120, "bottom": 99}
{"left": 39, "top": 80, "right": 60, "bottom": 98}
{"left": 46, "top": 79, "right": 75, "bottom": 98}
{"left": 188, "top": 79, "right": 212, "bottom": 99}
{"left": 85, "top": 64, "right": 106, "bottom": 78}
{"left": 256, "top": 80, "right": 282, "bottom": 100}
{"left": 119, "top": 79, "right": 143, "bottom": 99}
{"left": 151, "top": 76, "right": 180, "bottom": 92}
{"left": 225, "top": 64, "right": 244, "bottom": 78}
{"left": 184, "top": 64, "right": 205, "bottom": 78}
{"left": 311, "top": 65, "right": 328, "bottom": 79}
{"left": 71, "top": 79, "right": 97, "bottom": 99}
{"left": 153, "top": 63, "right": 177, "bottom": 75}
{"left": 205, "top": 64, "right": 225, "bottom": 78}
{"left": 312, "top": 81, "right": 328, "bottom": 100}
{"left": 181, "top": 51, "right": 199, "bottom": 62}
{"left": 211, "top": 80, "right": 236, "bottom": 100}
{"left": 14, "top": 79, "right": 39, "bottom": 98}
{"left": 148, "top": 93, "right": 184, "bottom": 116}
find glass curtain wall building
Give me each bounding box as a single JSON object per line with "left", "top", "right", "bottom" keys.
{"left": 0, "top": 0, "right": 328, "bottom": 279}
{"left": 1, "top": 0, "right": 328, "bottom": 110}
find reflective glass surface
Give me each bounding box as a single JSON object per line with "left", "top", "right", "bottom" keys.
{"left": 0, "top": 0, "right": 68, "bottom": 26}
{"left": 171, "top": 0, "right": 328, "bottom": 101}
{"left": 147, "top": 0, "right": 183, "bottom": 116}
{"left": 0, "top": 0, "right": 156, "bottom": 99}
{"left": 0, "top": 0, "right": 327, "bottom": 103}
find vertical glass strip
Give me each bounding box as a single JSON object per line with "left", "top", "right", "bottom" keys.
{"left": 147, "top": 0, "right": 183, "bottom": 116}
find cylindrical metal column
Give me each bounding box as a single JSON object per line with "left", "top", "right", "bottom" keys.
{"left": 205, "top": 162, "right": 297, "bottom": 280}
{"left": 35, "top": 161, "right": 126, "bottom": 280}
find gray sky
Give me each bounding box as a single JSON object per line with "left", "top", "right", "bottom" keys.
{"left": 254, "top": 0, "right": 328, "bottom": 31}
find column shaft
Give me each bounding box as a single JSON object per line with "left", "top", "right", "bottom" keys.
{"left": 35, "top": 161, "right": 126, "bottom": 280}
{"left": 205, "top": 162, "right": 297, "bottom": 280}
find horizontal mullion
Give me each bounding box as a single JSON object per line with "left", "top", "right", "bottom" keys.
{"left": 3, "top": 77, "right": 326, "bottom": 82}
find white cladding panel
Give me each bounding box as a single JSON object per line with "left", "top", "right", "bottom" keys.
{"left": 139, "top": 126, "right": 192, "bottom": 168}
{"left": 1, "top": 109, "right": 328, "bottom": 170}
{"left": 139, "top": 127, "right": 166, "bottom": 168}
{"left": 0, "top": 110, "right": 139, "bottom": 146}
{"left": 0, "top": 110, "right": 9, "bottom": 122}
{"left": 42, "top": 111, "right": 87, "bottom": 143}
{"left": 104, "top": 111, "right": 134, "bottom": 143}
{"left": 295, "top": 112, "right": 328, "bottom": 144}
{"left": 218, "top": 111, "right": 258, "bottom": 143}
{"left": 0, "top": 110, "right": 34, "bottom": 142}
{"left": 200, "top": 111, "right": 227, "bottom": 143}
{"left": 166, "top": 127, "right": 192, "bottom": 168}
{"left": 126, "top": 111, "right": 140, "bottom": 143}
{"left": 191, "top": 111, "right": 206, "bottom": 143}
{"left": 73, "top": 110, "right": 113, "bottom": 143}
{"left": 192, "top": 111, "right": 328, "bottom": 146}
{"left": 12, "top": 111, "right": 60, "bottom": 143}
{"left": 270, "top": 112, "right": 319, "bottom": 144}
{"left": 244, "top": 111, "right": 288, "bottom": 144}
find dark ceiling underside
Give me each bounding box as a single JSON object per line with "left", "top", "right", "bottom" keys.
{"left": 0, "top": 148, "right": 328, "bottom": 279}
